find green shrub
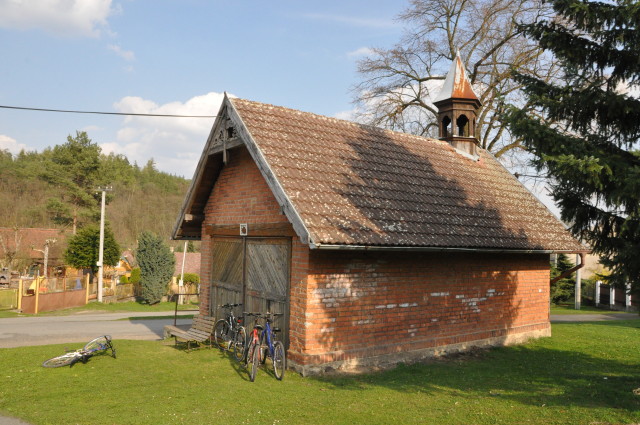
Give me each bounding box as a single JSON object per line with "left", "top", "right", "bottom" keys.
{"left": 129, "top": 268, "right": 141, "bottom": 284}
{"left": 581, "top": 277, "right": 597, "bottom": 306}
{"left": 119, "top": 275, "right": 129, "bottom": 284}
{"left": 181, "top": 273, "right": 200, "bottom": 284}
{"left": 137, "top": 231, "right": 175, "bottom": 305}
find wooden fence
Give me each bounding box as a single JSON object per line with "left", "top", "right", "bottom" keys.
{"left": 0, "top": 276, "right": 191, "bottom": 313}
{"left": 595, "top": 281, "right": 638, "bottom": 312}
{"left": 0, "top": 276, "right": 139, "bottom": 313}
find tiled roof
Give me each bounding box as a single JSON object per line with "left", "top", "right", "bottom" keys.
{"left": 227, "top": 97, "right": 585, "bottom": 252}
{"left": 174, "top": 252, "right": 201, "bottom": 276}
{"left": 0, "top": 228, "right": 66, "bottom": 260}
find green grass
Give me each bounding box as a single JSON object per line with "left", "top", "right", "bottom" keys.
{"left": 1, "top": 322, "right": 639, "bottom": 425}
{"left": 550, "top": 303, "right": 638, "bottom": 315}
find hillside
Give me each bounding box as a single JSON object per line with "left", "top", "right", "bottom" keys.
{"left": 0, "top": 133, "right": 191, "bottom": 250}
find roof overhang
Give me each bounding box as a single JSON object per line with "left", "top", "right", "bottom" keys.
{"left": 311, "top": 243, "right": 590, "bottom": 254}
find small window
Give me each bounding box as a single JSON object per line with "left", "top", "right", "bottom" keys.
{"left": 456, "top": 115, "right": 469, "bottom": 137}
{"left": 442, "top": 116, "right": 452, "bottom": 138}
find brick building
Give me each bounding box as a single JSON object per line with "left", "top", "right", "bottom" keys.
{"left": 173, "top": 55, "right": 585, "bottom": 375}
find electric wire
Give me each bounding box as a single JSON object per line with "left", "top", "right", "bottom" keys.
{"left": 0, "top": 104, "right": 217, "bottom": 118}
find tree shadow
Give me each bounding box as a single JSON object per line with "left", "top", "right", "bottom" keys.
{"left": 305, "top": 123, "right": 551, "bottom": 370}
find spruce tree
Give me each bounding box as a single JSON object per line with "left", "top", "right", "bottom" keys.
{"left": 550, "top": 254, "right": 575, "bottom": 304}
{"left": 136, "top": 231, "right": 175, "bottom": 304}
{"left": 507, "top": 0, "right": 640, "bottom": 294}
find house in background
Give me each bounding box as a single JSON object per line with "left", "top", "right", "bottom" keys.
{"left": 174, "top": 252, "right": 201, "bottom": 277}
{"left": 0, "top": 227, "right": 67, "bottom": 277}
{"left": 113, "top": 249, "right": 135, "bottom": 278}
{"left": 173, "top": 55, "right": 586, "bottom": 375}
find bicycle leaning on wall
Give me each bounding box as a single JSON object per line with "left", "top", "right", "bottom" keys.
{"left": 42, "top": 335, "right": 117, "bottom": 368}
{"left": 245, "top": 312, "right": 285, "bottom": 382}
{"left": 213, "top": 303, "right": 247, "bottom": 362}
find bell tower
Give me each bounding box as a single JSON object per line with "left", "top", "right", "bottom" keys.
{"left": 433, "top": 51, "right": 482, "bottom": 158}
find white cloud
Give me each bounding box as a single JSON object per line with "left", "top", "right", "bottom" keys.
{"left": 81, "top": 124, "right": 103, "bottom": 133}
{"left": 0, "top": 0, "right": 115, "bottom": 38}
{"left": 103, "top": 92, "right": 229, "bottom": 177}
{"left": 108, "top": 44, "right": 135, "bottom": 61}
{"left": 303, "top": 13, "right": 397, "bottom": 29}
{"left": 0, "top": 135, "right": 28, "bottom": 154}
{"left": 334, "top": 108, "right": 358, "bottom": 121}
{"left": 347, "top": 47, "right": 375, "bottom": 58}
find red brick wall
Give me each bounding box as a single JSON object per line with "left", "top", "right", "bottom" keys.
{"left": 199, "top": 147, "right": 308, "bottom": 355}
{"left": 293, "top": 250, "right": 550, "bottom": 370}
{"left": 204, "top": 148, "right": 289, "bottom": 227}
{"left": 198, "top": 146, "right": 552, "bottom": 374}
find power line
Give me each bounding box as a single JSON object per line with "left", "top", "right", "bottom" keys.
{"left": 0, "top": 104, "right": 217, "bottom": 118}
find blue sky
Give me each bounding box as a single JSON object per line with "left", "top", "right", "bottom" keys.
{"left": 0, "top": 0, "right": 407, "bottom": 177}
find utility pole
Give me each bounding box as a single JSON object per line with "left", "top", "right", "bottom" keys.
{"left": 97, "top": 186, "right": 112, "bottom": 303}
{"left": 179, "top": 240, "right": 187, "bottom": 304}
{"left": 574, "top": 253, "right": 582, "bottom": 310}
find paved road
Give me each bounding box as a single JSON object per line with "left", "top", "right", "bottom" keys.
{"left": 0, "top": 311, "right": 197, "bottom": 348}
{"left": 550, "top": 312, "right": 639, "bottom": 322}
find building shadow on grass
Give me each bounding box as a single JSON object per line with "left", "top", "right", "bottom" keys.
{"left": 310, "top": 344, "right": 640, "bottom": 413}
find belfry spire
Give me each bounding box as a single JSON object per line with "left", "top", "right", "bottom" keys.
{"left": 433, "top": 50, "right": 482, "bottom": 158}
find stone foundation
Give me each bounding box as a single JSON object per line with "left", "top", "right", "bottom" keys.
{"left": 288, "top": 325, "right": 551, "bottom": 376}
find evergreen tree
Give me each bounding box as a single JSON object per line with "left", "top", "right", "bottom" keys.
{"left": 41, "top": 131, "right": 105, "bottom": 233}
{"left": 507, "top": 0, "right": 640, "bottom": 294}
{"left": 64, "top": 224, "right": 120, "bottom": 277}
{"left": 550, "top": 254, "right": 575, "bottom": 304}
{"left": 136, "top": 231, "right": 175, "bottom": 304}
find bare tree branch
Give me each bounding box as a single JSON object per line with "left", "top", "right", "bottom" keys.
{"left": 352, "top": 0, "right": 561, "bottom": 159}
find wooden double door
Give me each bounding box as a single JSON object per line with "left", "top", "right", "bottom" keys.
{"left": 209, "top": 236, "right": 290, "bottom": 348}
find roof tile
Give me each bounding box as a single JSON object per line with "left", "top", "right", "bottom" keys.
{"left": 224, "top": 98, "right": 584, "bottom": 252}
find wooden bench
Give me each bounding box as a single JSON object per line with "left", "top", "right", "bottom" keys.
{"left": 164, "top": 315, "right": 216, "bottom": 351}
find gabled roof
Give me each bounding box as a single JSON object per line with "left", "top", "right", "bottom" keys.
{"left": 173, "top": 95, "right": 586, "bottom": 253}
{"left": 0, "top": 227, "right": 66, "bottom": 261}
{"left": 433, "top": 51, "right": 480, "bottom": 105}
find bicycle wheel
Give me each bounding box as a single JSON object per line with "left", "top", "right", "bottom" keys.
{"left": 249, "top": 340, "right": 259, "bottom": 382}
{"left": 233, "top": 326, "right": 247, "bottom": 362}
{"left": 42, "top": 353, "right": 79, "bottom": 368}
{"left": 83, "top": 335, "right": 110, "bottom": 354}
{"left": 213, "top": 319, "right": 230, "bottom": 350}
{"left": 272, "top": 341, "right": 286, "bottom": 380}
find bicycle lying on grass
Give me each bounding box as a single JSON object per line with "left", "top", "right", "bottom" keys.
{"left": 213, "top": 303, "right": 247, "bottom": 362}
{"left": 245, "top": 312, "right": 285, "bottom": 382}
{"left": 42, "top": 335, "right": 117, "bottom": 368}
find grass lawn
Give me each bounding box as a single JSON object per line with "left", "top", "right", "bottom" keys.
{"left": 1, "top": 322, "right": 639, "bottom": 425}
{"left": 0, "top": 301, "right": 199, "bottom": 318}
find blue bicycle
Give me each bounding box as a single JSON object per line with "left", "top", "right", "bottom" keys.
{"left": 245, "top": 312, "right": 285, "bottom": 382}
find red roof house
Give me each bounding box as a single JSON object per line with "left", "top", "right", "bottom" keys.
{"left": 0, "top": 227, "right": 67, "bottom": 274}
{"left": 173, "top": 59, "right": 585, "bottom": 375}
{"left": 174, "top": 252, "right": 201, "bottom": 276}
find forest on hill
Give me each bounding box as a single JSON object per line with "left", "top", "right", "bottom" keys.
{"left": 0, "top": 131, "right": 192, "bottom": 251}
